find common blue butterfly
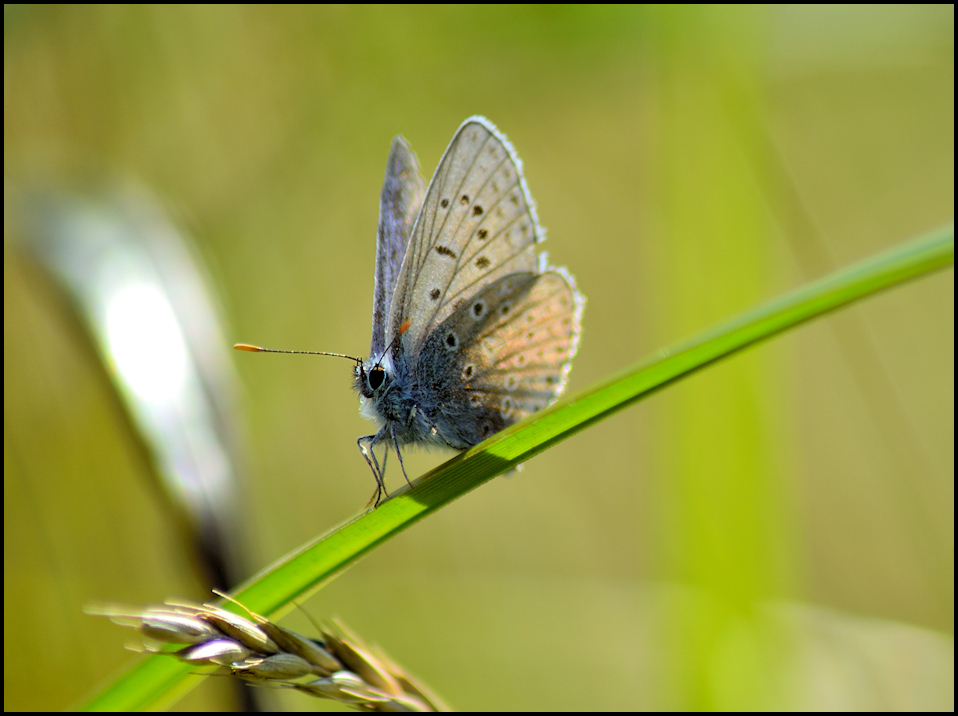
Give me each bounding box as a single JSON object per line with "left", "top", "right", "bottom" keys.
{"left": 238, "top": 117, "right": 584, "bottom": 506}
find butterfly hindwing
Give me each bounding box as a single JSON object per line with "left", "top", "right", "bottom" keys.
{"left": 415, "top": 271, "right": 580, "bottom": 448}
{"left": 370, "top": 136, "right": 425, "bottom": 357}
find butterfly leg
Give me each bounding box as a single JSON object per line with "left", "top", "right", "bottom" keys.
{"left": 357, "top": 434, "right": 388, "bottom": 507}
{"left": 390, "top": 423, "right": 413, "bottom": 490}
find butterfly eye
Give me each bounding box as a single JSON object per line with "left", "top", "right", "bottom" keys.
{"left": 368, "top": 367, "right": 386, "bottom": 390}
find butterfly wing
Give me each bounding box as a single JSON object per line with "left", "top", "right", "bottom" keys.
{"left": 415, "top": 270, "right": 583, "bottom": 447}
{"left": 370, "top": 136, "right": 425, "bottom": 358}
{"left": 460, "top": 270, "right": 581, "bottom": 423}
{"left": 386, "top": 117, "right": 544, "bottom": 357}
{"left": 387, "top": 117, "right": 584, "bottom": 446}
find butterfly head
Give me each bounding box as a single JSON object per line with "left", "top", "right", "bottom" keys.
{"left": 354, "top": 358, "right": 390, "bottom": 400}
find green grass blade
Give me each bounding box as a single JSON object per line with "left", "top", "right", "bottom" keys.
{"left": 80, "top": 224, "right": 953, "bottom": 710}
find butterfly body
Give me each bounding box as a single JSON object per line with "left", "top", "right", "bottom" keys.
{"left": 356, "top": 117, "right": 584, "bottom": 504}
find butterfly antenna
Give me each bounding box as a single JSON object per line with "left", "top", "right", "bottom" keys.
{"left": 372, "top": 320, "right": 411, "bottom": 371}
{"left": 234, "top": 344, "right": 362, "bottom": 364}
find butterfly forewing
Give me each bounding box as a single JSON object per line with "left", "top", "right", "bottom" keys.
{"left": 389, "top": 117, "right": 542, "bottom": 356}
{"left": 370, "top": 136, "right": 425, "bottom": 357}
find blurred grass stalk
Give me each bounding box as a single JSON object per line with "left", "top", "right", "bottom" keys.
{"left": 83, "top": 223, "right": 954, "bottom": 709}
{"left": 647, "top": 6, "right": 947, "bottom": 707}
{"left": 648, "top": 7, "right": 791, "bottom": 708}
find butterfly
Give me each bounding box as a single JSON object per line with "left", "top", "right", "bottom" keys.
{"left": 238, "top": 117, "right": 583, "bottom": 506}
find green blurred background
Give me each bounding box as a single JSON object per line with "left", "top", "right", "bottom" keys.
{"left": 4, "top": 5, "right": 953, "bottom": 710}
